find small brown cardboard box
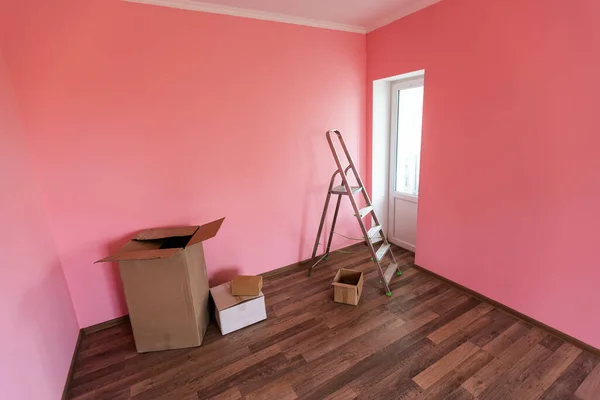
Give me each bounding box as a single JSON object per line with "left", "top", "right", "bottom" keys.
{"left": 332, "top": 268, "right": 364, "bottom": 306}
{"left": 96, "top": 218, "right": 224, "bottom": 353}
{"left": 231, "top": 275, "right": 263, "bottom": 296}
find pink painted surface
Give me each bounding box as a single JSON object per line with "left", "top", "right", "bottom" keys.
{"left": 0, "top": 50, "right": 79, "bottom": 399}
{"left": 368, "top": 0, "right": 600, "bottom": 347}
{"left": 2, "top": 0, "right": 367, "bottom": 328}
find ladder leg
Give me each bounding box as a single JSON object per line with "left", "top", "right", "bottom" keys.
{"left": 383, "top": 241, "right": 402, "bottom": 276}
{"left": 388, "top": 246, "right": 397, "bottom": 264}
{"left": 325, "top": 195, "right": 342, "bottom": 255}
{"left": 372, "top": 259, "right": 392, "bottom": 296}
{"left": 311, "top": 191, "right": 332, "bottom": 259}
{"left": 382, "top": 269, "right": 393, "bottom": 296}
{"left": 309, "top": 171, "right": 342, "bottom": 276}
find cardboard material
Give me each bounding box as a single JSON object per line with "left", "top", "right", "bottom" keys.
{"left": 210, "top": 281, "right": 267, "bottom": 335}
{"left": 231, "top": 275, "right": 264, "bottom": 296}
{"left": 332, "top": 268, "right": 364, "bottom": 306}
{"left": 96, "top": 218, "right": 225, "bottom": 353}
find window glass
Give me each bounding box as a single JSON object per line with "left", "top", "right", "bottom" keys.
{"left": 395, "top": 85, "right": 424, "bottom": 196}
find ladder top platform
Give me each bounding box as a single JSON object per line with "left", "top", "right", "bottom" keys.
{"left": 331, "top": 185, "right": 363, "bottom": 195}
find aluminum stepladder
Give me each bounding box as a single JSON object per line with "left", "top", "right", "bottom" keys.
{"left": 308, "top": 129, "right": 402, "bottom": 296}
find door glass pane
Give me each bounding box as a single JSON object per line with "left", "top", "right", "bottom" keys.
{"left": 395, "top": 85, "right": 424, "bottom": 195}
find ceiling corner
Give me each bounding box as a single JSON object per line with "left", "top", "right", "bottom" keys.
{"left": 366, "top": 0, "right": 442, "bottom": 33}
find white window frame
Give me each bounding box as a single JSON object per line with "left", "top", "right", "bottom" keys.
{"left": 389, "top": 76, "right": 424, "bottom": 204}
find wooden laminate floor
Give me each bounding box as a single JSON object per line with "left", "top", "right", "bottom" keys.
{"left": 68, "top": 245, "right": 600, "bottom": 400}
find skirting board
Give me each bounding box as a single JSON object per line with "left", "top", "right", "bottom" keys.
{"left": 82, "top": 315, "right": 130, "bottom": 335}
{"left": 62, "top": 315, "right": 130, "bottom": 399}
{"left": 261, "top": 242, "right": 368, "bottom": 279}
{"left": 61, "top": 330, "right": 84, "bottom": 400}
{"left": 413, "top": 264, "right": 600, "bottom": 357}
{"left": 388, "top": 238, "right": 416, "bottom": 252}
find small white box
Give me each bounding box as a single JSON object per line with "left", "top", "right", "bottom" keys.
{"left": 210, "top": 281, "right": 267, "bottom": 335}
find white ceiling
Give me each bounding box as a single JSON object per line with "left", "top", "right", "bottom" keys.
{"left": 124, "top": 0, "right": 442, "bottom": 33}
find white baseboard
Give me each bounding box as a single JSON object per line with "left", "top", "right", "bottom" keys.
{"left": 389, "top": 238, "right": 415, "bottom": 252}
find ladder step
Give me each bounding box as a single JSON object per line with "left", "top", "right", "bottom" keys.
{"left": 384, "top": 263, "right": 399, "bottom": 284}
{"left": 370, "top": 237, "right": 383, "bottom": 245}
{"left": 357, "top": 206, "right": 374, "bottom": 218}
{"left": 376, "top": 243, "right": 391, "bottom": 261}
{"left": 331, "top": 185, "right": 363, "bottom": 195}
{"left": 366, "top": 225, "right": 382, "bottom": 239}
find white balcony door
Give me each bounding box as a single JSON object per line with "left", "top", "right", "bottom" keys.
{"left": 387, "top": 77, "right": 424, "bottom": 252}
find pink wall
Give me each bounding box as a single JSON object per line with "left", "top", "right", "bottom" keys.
{"left": 0, "top": 50, "right": 79, "bottom": 399}
{"left": 2, "top": 0, "right": 367, "bottom": 328}
{"left": 368, "top": 0, "right": 600, "bottom": 348}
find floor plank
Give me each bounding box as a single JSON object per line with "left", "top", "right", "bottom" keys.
{"left": 211, "top": 387, "right": 242, "bottom": 400}
{"left": 415, "top": 349, "right": 494, "bottom": 400}
{"left": 509, "top": 342, "right": 582, "bottom": 400}
{"left": 322, "top": 385, "right": 357, "bottom": 400}
{"left": 67, "top": 245, "right": 600, "bottom": 400}
{"left": 482, "top": 320, "right": 531, "bottom": 357}
{"left": 462, "top": 327, "right": 547, "bottom": 397}
{"left": 413, "top": 341, "right": 480, "bottom": 389}
{"left": 541, "top": 351, "right": 600, "bottom": 399}
{"left": 574, "top": 363, "right": 600, "bottom": 400}
{"left": 427, "top": 302, "right": 494, "bottom": 344}
{"left": 478, "top": 344, "right": 553, "bottom": 400}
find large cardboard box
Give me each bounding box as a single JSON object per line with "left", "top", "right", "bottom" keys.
{"left": 96, "top": 218, "right": 224, "bottom": 353}
{"left": 332, "top": 268, "right": 364, "bottom": 306}
{"left": 210, "top": 281, "right": 267, "bottom": 335}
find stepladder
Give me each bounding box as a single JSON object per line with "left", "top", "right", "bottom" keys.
{"left": 309, "top": 129, "right": 402, "bottom": 296}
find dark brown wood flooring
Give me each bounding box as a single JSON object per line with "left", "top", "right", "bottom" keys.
{"left": 67, "top": 245, "right": 600, "bottom": 399}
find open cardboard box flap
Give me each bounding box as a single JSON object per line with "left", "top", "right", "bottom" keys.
{"left": 210, "top": 281, "right": 263, "bottom": 311}
{"left": 188, "top": 218, "right": 225, "bottom": 247}
{"left": 133, "top": 226, "right": 199, "bottom": 240}
{"left": 96, "top": 218, "right": 225, "bottom": 263}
